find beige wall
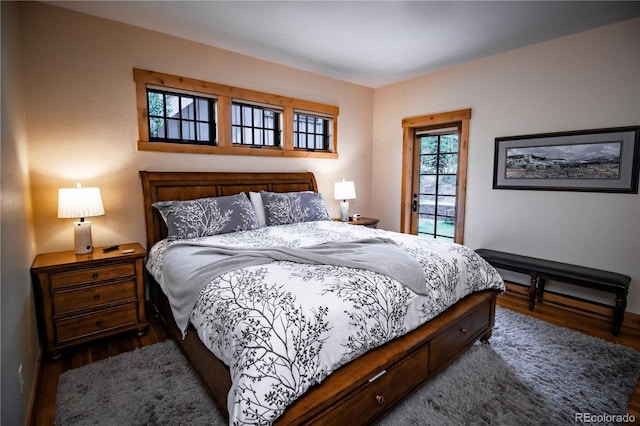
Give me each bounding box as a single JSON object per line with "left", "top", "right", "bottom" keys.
{"left": 372, "top": 17, "right": 640, "bottom": 313}
{"left": 1, "top": 2, "right": 39, "bottom": 425}
{"left": 23, "top": 2, "right": 374, "bottom": 255}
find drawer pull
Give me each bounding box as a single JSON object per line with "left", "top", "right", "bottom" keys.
{"left": 375, "top": 394, "right": 385, "bottom": 405}
{"left": 459, "top": 327, "right": 468, "bottom": 334}
{"left": 94, "top": 294, "right": 101, "bottom": 300}
{"left": 92, "top": 273, "right": 99, "bottom": 280}
{"left": 96, "top": 320, "right": 103, "bottom": 327}
{"left": 368, "top": 369, "right": 387, "bottom": 383}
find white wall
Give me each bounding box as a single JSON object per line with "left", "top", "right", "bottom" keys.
{"left": 372, "top": 18, "right": 640, "bottom": 313}
{"left": 22, "top": 2, "right": 374, "bottom": 255}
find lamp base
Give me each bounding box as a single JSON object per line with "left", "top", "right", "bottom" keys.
{"left": 339, "top": 201, "right": 350, "bottom": 222}
{"left": 73, "top": 221, "right": 94, "bottom": 254}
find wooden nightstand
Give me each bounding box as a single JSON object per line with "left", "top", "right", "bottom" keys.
{"left": 31, "top": 243, "right": 148, "bottom": 359}
{"left": 334, "top": 217, "right": 380, "bottom": 228}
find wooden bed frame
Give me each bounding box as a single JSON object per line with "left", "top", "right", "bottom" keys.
{"left": 140, "top": 170, "right": 498, "bottom": 425}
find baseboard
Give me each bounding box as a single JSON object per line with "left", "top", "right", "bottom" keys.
{"left": 504, "top": 281, "right": 614, "bottom": 319}
{"left": 26, "top": 350, "right": 42, "bottom": 426}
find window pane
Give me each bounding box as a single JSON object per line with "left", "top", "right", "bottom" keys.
{"left": 181, "top": 97, "right": 194, "bottom": 120}
{"left": 243, "top": 127, "right": 252, "bottom": 144}
{"left": 436, "top": 217, "right": 455, "bottom": 238}
{"left": 439, "top": 153, "right": 458, "bottom": 173}
{"left": 420, "top": 154, "right": 437, "bottom": 174}
{"left": 242, "top": 106, "right": 252, "bottom": 126}
{"left": 437, "top": 195, "right": 456, "bottom": 216}
{"left": 166, "top": 95, "right": 180, "bottom": 118}
{"left": 167, "top": 119, "right": 180, "bottom": 139}
{"left": 196, "top": 99, "right": 209, "bottom": 121}
{"left": 232, "top": 127, "right": 241, "bottom": 143}
{"left": 253, "top": 109, "right": 263, "bottom": 127}
{"left": 419, "top": 195, "right": 436, "bottom": 215}
{"left": 147, "top": 92, "right": 164, "bottom": 117}
{"left": 149, "top": 117, "right": 164, "bottom": 138}
{"left": 232, "top": 104, "right": 241, "bottom": 125}
{"left": 418, "top": 214, "right": 436, "bottom": 236}
{"left": 197, "top": 123, "right": 210, "bottom": 141}
{"left": 265, "top": 131, "right": 274, "bottom": 146}
{"left": 420, "top": 136, "right": 438, "bottom": 154}
{"left": 420, "top": 175, "right": 437, "bottom": 194}
{"left": 253, "top": 129, "right": 263, "bottom": 145}
{"left": 265, "top": 112, "right": 274, "bottom": 129}
{"left": 182, "top": 121, "right": 195, "bottom": 140}
{"left": 440, "top": 134, "right": 458, "bottom": 152}
{"left": 438, "top": 175, "right": 457, "bottom": 195}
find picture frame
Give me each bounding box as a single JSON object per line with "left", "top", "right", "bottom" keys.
{"left": 493, "top": 126, "right": 640, "bottom": 193}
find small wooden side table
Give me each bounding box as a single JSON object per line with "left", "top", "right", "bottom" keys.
{"left": 334, "top": 217, "right": 380, "bottom": 229}
{"left": 31, "top": 242, "right": 148, "bottom": 359}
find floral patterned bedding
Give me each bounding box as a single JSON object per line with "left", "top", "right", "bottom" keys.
{"left": 147, "top": 220, "right": 504, "bottom": 425}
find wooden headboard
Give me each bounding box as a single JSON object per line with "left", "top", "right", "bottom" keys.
{"left": 140, "top": 171, "right": 319, "bottom": 248}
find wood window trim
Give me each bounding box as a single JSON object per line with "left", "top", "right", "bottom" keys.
{"left": 134, "top": 68, "right": 339, "bottom": 158}
{"left": 401, "top": 109, "right": 471, "bottom": 243}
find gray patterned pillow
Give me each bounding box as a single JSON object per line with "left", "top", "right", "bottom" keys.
{"left": 153, "top": 193, "right": 258, "bottom": 241}
{"left": 260, "top": 191, "right": 330, "bottom": 226}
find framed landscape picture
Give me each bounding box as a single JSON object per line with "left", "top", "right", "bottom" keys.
{"left": 493, "top": 126, "right": 640, "bottom": 193}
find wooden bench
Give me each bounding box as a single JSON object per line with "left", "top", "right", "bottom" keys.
{"left": 475, "top": 249, "right": 631, "bottom": 335}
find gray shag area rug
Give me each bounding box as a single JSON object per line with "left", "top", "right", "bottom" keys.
{"left": 55, "top": 307, "right": 640, "bottom": 425}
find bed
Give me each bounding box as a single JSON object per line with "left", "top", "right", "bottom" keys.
{"left": 140, "top": 170, "right": 504, "bottom": 425}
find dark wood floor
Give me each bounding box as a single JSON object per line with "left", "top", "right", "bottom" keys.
{"left": 29, "top": 293, "right": 640, "bottom": 426}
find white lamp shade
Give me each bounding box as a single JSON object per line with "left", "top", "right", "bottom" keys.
{"left": 334, "top": 180, "right": 356, "bottom": 201}
{"left": 58, "top": 184, "right": 104, "bottom": 254}
{"left": 58, "top": 185, "right": 105, "bottom": 219}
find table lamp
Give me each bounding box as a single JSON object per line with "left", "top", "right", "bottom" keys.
{"left": 58, "top": 183, "right": 105, "bottom": 254}
{"left": 334, "top": 180, "right": 356, "bottom": 221}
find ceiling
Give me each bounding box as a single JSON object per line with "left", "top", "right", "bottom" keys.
{"left": 46, "top": 1, "right": 640, "bottom": 88}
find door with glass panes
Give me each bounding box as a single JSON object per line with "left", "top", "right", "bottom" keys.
{"left": 412, "top": 127, "right": 460, "bottom": 242}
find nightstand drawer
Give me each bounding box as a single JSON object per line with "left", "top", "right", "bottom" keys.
{"left": 51, "top": 263, "right": 135, "bottom": 288}
{"left": 55, "top": 304, "right": 139, "bottom": 343}
{"left": 52, "top": 280, "right": 137, "bottom": 314}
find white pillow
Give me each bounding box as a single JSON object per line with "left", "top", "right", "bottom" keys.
{"left": 249, "top": 191, "right": 266, "bottom": 227}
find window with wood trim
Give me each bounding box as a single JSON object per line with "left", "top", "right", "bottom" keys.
{"left": 293, "top": 112, "right": 332, "bottom": 151}
{"left": 147, "top": 88, "right": 216, "bottom": 145}
{"left": 134, "top": 68, "right": 339, "bottom": 158}
{"left": 231, "top": 102, "right": 281, "bottom": 147}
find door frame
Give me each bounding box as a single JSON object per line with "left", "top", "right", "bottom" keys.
{"left": 400, "top": 109, "right": 471, "bottom": 244}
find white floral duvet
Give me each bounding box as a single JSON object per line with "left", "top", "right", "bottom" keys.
{"left": 147, "top": 220, "right": 504, "bottom": 425}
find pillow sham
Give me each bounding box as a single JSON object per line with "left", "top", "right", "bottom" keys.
{"left": 153, "top": 193, "right": 258, "bottom": 241}
{"left": 260, "top": 190, "right": 330, "bottom": 226}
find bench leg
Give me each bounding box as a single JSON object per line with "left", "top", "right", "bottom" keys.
{"left": 528, "top": 272, "right": 539, "bottom": 311}
{"left": 613, "top": 289, "right": 628, "bottom": 336}
{"left": 536, "top": 277, "right": 546, "bottom": 305}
